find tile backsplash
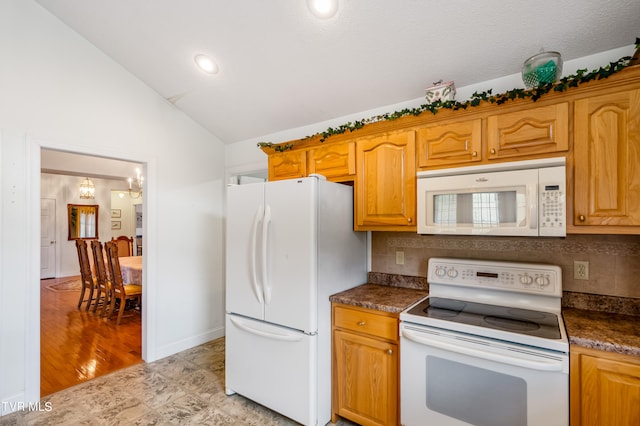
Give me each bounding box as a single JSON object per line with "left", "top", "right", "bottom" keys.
{"left": 371, "top": 233, "right": 640, "bottom": 299}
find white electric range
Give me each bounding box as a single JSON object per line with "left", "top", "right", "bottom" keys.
{"left": 400, "top": 257, "right": 569, "bottom": 426}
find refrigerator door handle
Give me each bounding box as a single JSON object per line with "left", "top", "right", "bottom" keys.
{"left": 250, "top": 205, "right": 264, "bottom": 304}
{"left": 229, "top": 316, "right": 303, "bottom": 342}
{"left": 261, "top": 204, "right": 272, "bottom": 304}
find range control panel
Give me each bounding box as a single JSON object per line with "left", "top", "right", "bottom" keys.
{"left": 428, "top": 257, "right": 562, "bottom": 297}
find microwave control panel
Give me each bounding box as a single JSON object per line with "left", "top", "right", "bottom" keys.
{"left": 538, "top": 166, "right": 566, "bottom": 237}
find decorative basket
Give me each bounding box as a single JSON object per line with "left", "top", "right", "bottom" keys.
{"left": 425, "top": 80, "right": 456, "bottom": 103}
{"left": 522, "top": 51, "right": 562, "bottom": 88}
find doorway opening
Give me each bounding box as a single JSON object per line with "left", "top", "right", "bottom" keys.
{"left": 39, "top": 148, "right": 145, "bottom": 396}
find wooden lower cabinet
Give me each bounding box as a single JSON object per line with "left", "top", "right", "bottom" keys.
{"left": 332, "top": 304, "right": 399, "bottom": 426}
{"left": 570, "top": 345, "right": 640, "bottom": 425}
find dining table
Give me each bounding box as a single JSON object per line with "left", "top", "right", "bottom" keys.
{"left": 119, "top": 255, "right": 142, "bottom": 284}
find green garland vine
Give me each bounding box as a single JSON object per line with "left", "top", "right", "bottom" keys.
{"left": 259, "top": 41, "right": 638, "bottom": 152}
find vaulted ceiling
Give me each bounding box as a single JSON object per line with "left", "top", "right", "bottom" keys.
{"left": 36, "top": 0, "right": 640, "bottom": 144}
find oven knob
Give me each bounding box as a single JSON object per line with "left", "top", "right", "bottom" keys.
{"left": 520, "top": 274, "right": 533, "bottom": 285}
{"left": 435, "top": 267, "right": 446, "bottom": 278}
{"left": 536, "top": 276, "right": 550, "bottom": 287}
{"left": 447, "top": 268, "right": 458, "bottom": 278}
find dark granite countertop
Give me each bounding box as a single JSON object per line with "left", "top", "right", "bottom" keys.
{"left": 334, "top": 274, "right": 639, "bottom": 358}
{"left": 563, "top": 308, "right": 640, "bottom": 357}
{"left": 330, "top": 283, "right": 428, "bottom": 314}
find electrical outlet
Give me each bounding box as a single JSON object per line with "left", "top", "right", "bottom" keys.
{"left": 395, "top": 251, "right": 405, "bottom": 265}
{"left": 574, "top": 261, "right": 589, "bottom": 280}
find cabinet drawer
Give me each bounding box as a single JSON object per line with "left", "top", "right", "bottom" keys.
{"left": 334, "top": 305, "right": 398, "bottom": 341}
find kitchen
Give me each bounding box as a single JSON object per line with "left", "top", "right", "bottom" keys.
{"left": 1, "top": 0, "right": 640, "bottom": 425}
{"left": 256, "top": 61, "right": 640, "bottom": 425}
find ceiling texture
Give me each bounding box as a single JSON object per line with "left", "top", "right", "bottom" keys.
{"left": 36, "top": 0, "right": 640, "bottom": 144}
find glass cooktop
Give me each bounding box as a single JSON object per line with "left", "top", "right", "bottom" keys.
{"left": 405, "top": 297, "right": 561, "bottom": 339}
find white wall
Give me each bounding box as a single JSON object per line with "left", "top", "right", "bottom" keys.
{"left": 110, "top": 190, "right": 142, "bottom": 250}
{"left": 41, "top": 173, "right": 133, "bottom": 277}
{"left": 0, "top": 0, "right": 225, "bottom": 414}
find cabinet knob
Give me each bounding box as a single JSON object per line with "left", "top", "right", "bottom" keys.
{"left": 490, "top": 148, "right": 496, "bottom": 155}
{"left": 387, "top": 349, "right": 393, "bottom": 355}
{"left": 407, "top": 217, "right": 412, "bottom": 223}
{"left": 472, "top": 151, "right": 478, "bottom": 157}
{"left": 578, "top": 215, "right": 586, "bottom": 222}
{"left": 357, "top": 321, "right": 366, "bottom": 326}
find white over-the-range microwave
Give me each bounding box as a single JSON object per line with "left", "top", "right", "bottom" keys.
{"left": 417, "top": 157, "right": 566, "bottom": 237}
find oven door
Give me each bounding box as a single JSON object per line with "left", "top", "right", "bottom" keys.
{"left": 400, "top": 322, "right": 568, "bottom": 426}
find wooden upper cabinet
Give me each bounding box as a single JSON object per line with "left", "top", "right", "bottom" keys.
{"left": 268, "top": 150, "right": 307, "bottom": 181}
{"left": 416, "top": 118, "right": 482, "bottom": 168}
{"left": 307, "top": 142, "right": 355, "bottom": 181}
{"left": 487, "top": 102, "right": 569, "bottom": 159}
{"left": 355, "top": 131, "right": 416, "bottom": 231}
{"left": 573, "top": 89, "right": 640, "bottom": 230}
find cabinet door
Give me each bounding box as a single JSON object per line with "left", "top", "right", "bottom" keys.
{"left": 487, "top": 102, "right": 569, "bottom": 159}
{"left": 577, "top": 353, "right": 640, "bottom": 426}
{"left": 574, "top": 89, "right": 640, "bottom": 227}
{"left": 416, "top": 118, "right": 481, "bottom": 168}
{"left": 307, "top": 142, "right": 355, "bottom": 181}
{"left": 355, "top": 131, "right": 415, "bottom": 231}
{"left": 268, "top": 150, "right": 307, "bottom": 181}
{"left": 334, "top": 329, "right": 398, "bottom": 426}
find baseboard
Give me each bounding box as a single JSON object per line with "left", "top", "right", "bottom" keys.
{"left": 150, "top": 326, "right": 225, "bottom": 362}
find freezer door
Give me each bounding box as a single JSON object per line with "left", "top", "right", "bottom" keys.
{"left": 263, "top": 178, "right": 317, "bottom": 332}
{"left": 226, "top": 182, "right": 266, "bottom": 320}
{"left": 225, "top": 314, "right": 317, "bottom": 426}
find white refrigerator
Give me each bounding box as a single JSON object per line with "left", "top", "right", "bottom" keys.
{"left": 225, "top": 175, "right": 367, "bottom": 426}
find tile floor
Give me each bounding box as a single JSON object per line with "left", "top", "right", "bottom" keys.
{"left": 0, "top": 338, "right": 356, "bottom": 425}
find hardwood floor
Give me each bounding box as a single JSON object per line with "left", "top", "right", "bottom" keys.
{"left": 40, "top": 276, "right": 142, "bottom": 397}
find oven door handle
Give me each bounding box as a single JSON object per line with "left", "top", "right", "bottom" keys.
{"left": 402, "top": 328, "right": 565, "bottom": 372}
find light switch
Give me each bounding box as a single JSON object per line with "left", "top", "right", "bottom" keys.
{"left": 396, "top": 251, "right": 404, "bottom": 265}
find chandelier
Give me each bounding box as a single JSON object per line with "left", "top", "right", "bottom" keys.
{"left": 79, "top": 177, "right": 96, "bottom": 199}
{"left": 127, "top": 168, "right": 144, "bottom": 199}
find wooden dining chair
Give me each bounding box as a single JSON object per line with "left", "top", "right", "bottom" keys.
{"left": 75, "top": 239, "right": 96, "bottom": 311}
{"left": 90, "top": 240, "right": 111, "bottom": 317}
{"left": 111, "top": 235, "right": 134, "bottom": 257}
{"left": 104, "top": 241, "right": 142, "bottom": 325}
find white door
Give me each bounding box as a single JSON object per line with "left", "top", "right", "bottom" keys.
{"left": 263, "top": 178, "right": 317, "bottom": 333}
{"left": 226, "top": 182, "right": 267, "bottom": 320}
{"left": 40, "top": 198, "right": 56, "bottom": 279}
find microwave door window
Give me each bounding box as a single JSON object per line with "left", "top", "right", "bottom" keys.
{"left": 433, "top": 191, "right": 522, "bottom": 229}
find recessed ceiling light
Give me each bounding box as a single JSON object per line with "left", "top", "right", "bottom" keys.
{"left": 307, "top": 0, "right": 338, "bottom": 19}
{"left": 194, "top": 54, "right": 219, "bottom": 75}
